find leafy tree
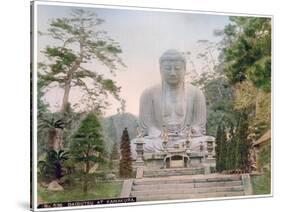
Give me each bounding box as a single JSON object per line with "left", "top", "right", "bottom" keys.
{"left": 38, "top": 150, "right": 69, "bottom": 182}
{"left": 70, "top": 112, "right": 105, "bottom": 194}
{"left": 196, "top": 39, "right": 220, "bottom": 72}
{"left": 194, "top": 70, "right": 234, "bottom": 136}
{"left": 233, "top": 80, "right": 271, "bottom": 131}
{"left": 222, "top": 17, "right": 271, "bottom": 92}
{"left": 119, "top": 128, "right": 133, "bottom": 178}
{"left": 39, "top": 8, "right": 126, "bottom": 113}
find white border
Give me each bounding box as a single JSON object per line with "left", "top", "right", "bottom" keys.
{"left": 31, "top": 0, "right": 273, "bottom": 211}
{"left": 32, "top": 1, "right": 38, "bottom": 210}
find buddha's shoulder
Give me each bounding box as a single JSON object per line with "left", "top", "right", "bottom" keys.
{"left": 140, "top": 84, "right": 161, "bottom": 97}
{"left": 140, "top": 83, "right": 203, "bottom": 98}
{"left": 139, "top": 84, "right": 161, "bottom": 95}
{"left": 185, "top": 83, "right": 203, "bottom": 95}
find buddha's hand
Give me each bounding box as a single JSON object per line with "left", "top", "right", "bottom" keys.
{"left": 191, "top": 126, "right": 204, "bottom": 136}
{"left": 147, "top": 127, "right": 162, "bottom": 138}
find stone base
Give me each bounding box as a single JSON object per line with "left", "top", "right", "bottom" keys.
{"left": 132, "top": 148, "right": 216, "bottom": 179}
{"left": 135, "top": 152, "right": 216, "bottom": 170}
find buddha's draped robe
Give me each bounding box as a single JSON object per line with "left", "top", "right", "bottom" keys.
{"left": 139, "top": 83, "right": 206, "bottom": 137}
{"left": 130, "top": 83, "right": 209, "bottom": 159}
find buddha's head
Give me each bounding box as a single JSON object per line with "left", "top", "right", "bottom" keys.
{"left": 159, "top": 49, "right": 186, "bottom": 86}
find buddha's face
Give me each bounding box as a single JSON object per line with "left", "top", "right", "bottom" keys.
{"left": 160, "top": 59, "right": 186, "bottom": 86}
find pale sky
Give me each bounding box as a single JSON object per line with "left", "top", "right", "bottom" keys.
{"left": 37, "top": 4, "right": 230, "bottom": 117}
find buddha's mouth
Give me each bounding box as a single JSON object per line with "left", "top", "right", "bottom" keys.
{"left": 167, "top": 77, "right": 178, "bottom": 81}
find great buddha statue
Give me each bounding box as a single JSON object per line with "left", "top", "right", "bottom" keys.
{"left": 131, "top": 49, "right": 214, "bottom": 159}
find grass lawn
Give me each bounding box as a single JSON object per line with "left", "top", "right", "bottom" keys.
{"left": 251, "top": 142, "right": 271, "bottom": 195}
{"left": 251, "top": 169, "right": 271, "bottom": 195}
{"left": 38, "top": 181, "right": 123, "bottom": 204}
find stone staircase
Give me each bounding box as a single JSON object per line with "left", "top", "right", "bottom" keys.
{"left": 124, "top": 174, "right": 251, "bottom": 201}
{"left": 143, "top": 167, "right": 205, "bottom": 177}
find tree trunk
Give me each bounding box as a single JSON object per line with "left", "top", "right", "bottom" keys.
{"left": 83, "top": 174, "right": 88, "bottom": 194}
{"left": 48, "top": 128, "right": 63, "bottom": 151}
{"left": 60, "top": 58, "right": 82, "bottom": 113}
{"left": 61, "top": 80, "right": 71, "bottom": 113}
{"left": 60, "top": 31, "right": 84, "bottom": 112}
{"left": 83, "top": 146, "right": 91, "bottom": 193}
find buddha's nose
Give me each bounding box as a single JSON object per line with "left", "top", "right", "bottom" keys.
{"left": 170, "top": 67, "right": 176, "bottom": 75}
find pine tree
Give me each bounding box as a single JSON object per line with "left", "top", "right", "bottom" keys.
{"left": 70, "top": 112, "right": 105, "bottom": 194}
{"left": 220, "top": 127, "right": 228, "bottom": 171}
{"left": 215, "top": 124, "right": 223, "bottom": 172}
{"left": 216, "top": 112, "right": 251, "bottom": 173}
{"left": 237, "top": 112, "right": 250, "bottom": 171}
{"left": 223, "top": 17, "right": 271, "bottom": 92}
{"left": 119, "top": 128, "right": 133, "bottom": 178}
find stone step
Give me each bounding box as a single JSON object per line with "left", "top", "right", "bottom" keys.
{"left": 131, "top": 185, "right": 244, "bottom": 196}
{"left": 134, "top": 174, "right": 242, "bottom": 185}
{"left": 143, "top": 168, "right": 205, "bottom": 177}
{"left": 134, "top": 191, "right": 245, "bottom": 201}
{"left": 144, "top": 167, "right": 205, "bottom": 172}
{"left": 132, "top": 180, "right": 243, "bottom": 191}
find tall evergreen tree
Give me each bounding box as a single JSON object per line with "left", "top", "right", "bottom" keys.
{"left": 216, "top": 112, "right": 250, "bottom": 172}
{"left": 220, "top": 126, "right": 228, "bottom": 171}
{"left": 119, "top": 128, "right": 133, "bottom": 178}
{"left": 70, "top": 112, "right": 105, "bottom": 194}
{"left": 236, "top": 112, "right": 250, "bottom": 171}
{"left": 215, "top": 124, "right": 223, "bottom": 172}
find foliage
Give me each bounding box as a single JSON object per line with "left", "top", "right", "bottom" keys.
{"left": 38, "top": 114, "right": 68, "bottom": 130}
{"left": 222, "top": 17, "right": 271, "bottom": 92}
{"left": 214, "top": 16, "right": 271, "bottom": 175}
{"left": 119, "top": 128, "right": 133, "bottom": 178}
{"left": 70, "top": 112, "right": 105, "bottom": 193}
{"left": 258, "top": 143, "right": 271, "bottom": 168}
{"left": 39, "top": 8, "right": 126, "bottom": 112}
{"left": 36, "top": 72, "right": 52, "bottom": 155}
{"left": 233, "top": 80, "right": 271, "bottom": 129}
{"left": 194, "top": 70, "right": 234, "bottom": 136}
{"left": 215, "top": 112, "right": 251, "bottom": 172}
{"left": 37, "top": 72, "right": 49, "bottom": 118}
{"left": 38, "top": 150, "right": 69, "bottom": 182}
{"left": 215, "top": 124, "right": 226, "bottom": 172}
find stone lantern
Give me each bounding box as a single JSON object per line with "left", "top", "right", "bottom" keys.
{"left": 135, "top": 138, "right": 145, "bottom": 166}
